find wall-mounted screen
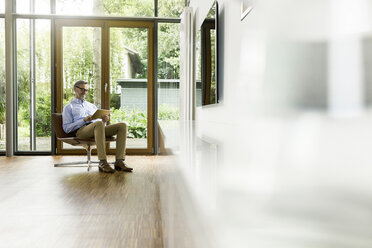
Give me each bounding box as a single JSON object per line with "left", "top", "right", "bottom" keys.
{"left": 196, "top": 0, "right": 218, "bottom": 106}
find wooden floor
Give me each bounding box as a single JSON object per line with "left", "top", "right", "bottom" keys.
{"left": 0, "top": 156, "right": 163, "bottom": 248}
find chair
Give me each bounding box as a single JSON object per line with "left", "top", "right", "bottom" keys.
{"left": 51, "top": 113, "right": 116, "bottom": 171}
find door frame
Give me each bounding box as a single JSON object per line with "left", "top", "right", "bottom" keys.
{"left": 55, "top": 19, "right": 154, "bottom": 155}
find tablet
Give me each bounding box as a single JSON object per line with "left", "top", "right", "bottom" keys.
{"left": 92, "top": 109, "right": 111, "bottom": 120}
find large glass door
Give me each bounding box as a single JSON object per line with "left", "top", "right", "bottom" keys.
{"left": 105, "top": 21, "right": 153, "bottom": 154}
{"left": 55, "top": 20, "right": 103, "bottom": 155}
{"left": 55, "top": 19, "right": 154, "bottom": 155}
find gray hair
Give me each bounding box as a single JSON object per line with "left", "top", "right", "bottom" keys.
{"left": 74, "top": 80, "right": 88, "bottom": 88}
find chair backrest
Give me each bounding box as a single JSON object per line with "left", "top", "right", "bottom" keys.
{"left": 52, "top": 113, "right": 75, "bottom": 138}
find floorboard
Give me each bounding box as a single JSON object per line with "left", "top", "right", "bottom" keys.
{"left": 0, "top": 155, "right": 163, "bottom": 248}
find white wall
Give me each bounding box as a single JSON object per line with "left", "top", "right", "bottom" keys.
{"left": 190, "top": 0, "right": 215, "bottom": 30}
{"left": 169, "top": 2, "right": 372, "bottom": 247}
{"left": 173, "top": 2, "right": 372, "bottom": 247}
{"left": 190, "top": 0, "right": 372, "bottom": 122}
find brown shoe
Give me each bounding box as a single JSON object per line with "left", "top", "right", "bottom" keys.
{"left": 114, "top": 160, "right": 133, "bottom": 172}
{"left": 98, "top": 161, "right": 115, "bottom": 173}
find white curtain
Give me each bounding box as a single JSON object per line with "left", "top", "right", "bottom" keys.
{"left": 179, "top": 7, "right": 195, "bottom": 121}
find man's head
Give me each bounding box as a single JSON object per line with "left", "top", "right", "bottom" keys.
{"left": 73, "top": 80, "right": 89, "bottom": 100}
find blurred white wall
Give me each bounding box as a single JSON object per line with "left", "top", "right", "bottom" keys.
{"left": 190, "top": 0, "right": 372, "bottom": 120}
{"left": 169, "top": 1, "right": 372, "bottom": 247}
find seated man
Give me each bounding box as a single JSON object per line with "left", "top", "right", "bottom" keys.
{"left": 62, "top": 80, "right": 133, "bottom": 173}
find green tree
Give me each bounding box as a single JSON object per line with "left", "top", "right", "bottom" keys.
{"left": 62, "top": 26, "right": 96, "bottom": 105}
{"left": 158, "top": 23, "right": 180, "bottom": 79}
{"left": 104, "top": 0, "right": 154, "bottom": 17}
{"left": 16, "top": 20, "right": 51, "bottom": 142}
{"left": 158, "top": 0, "right": 184, "bottom": 18}
{"left": 12, "top": 0, "right": 183, "bottom": 142}
{"left": 0, "top": 20, "right": 5, "bottom": 126}
{"left": 36, "top": 91, "right": 51, "bottom": 136}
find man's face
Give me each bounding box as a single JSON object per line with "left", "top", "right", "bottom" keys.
{"left": 74, "top": 84, "right": 89, "bottom": 100}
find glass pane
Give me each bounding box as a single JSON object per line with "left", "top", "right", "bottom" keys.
{"left": 0, "top": 19, "right": 5, "bottom": 151}
{"left": 158, "top": 23, "right": 180, "bottom": 124}
{"left": 17, "top": 0, "right": 50, "bottom": 14}
{"left": 56, "top": 0, "right": 94, "bottom": 15}
{"left": 109, "top": 27, "right": 148, "bottom": 149}
{"left": 61, "top": 26, "right": 102, "bottom": 149}
{"left": 104, "top": 0, "right": 153, "bottom": 17}
{"left": 56, "top": 0, "right": 154, "bottom": 17}
{"left": 158, "top": 0, "right": 184, "bottom": 18}
{"left": 210, "top": 28, "right": 216, "bottom": 104}
{"left": 0, "top": 0, "right": 4, "bottom": 13}
{"left": 16, "top": 19, "right": 30, "bottom": 151}
{"left": 206, "top": 2, "right": 216, "bottom": 18}
{"left": 35, "top": 21, "right": 51, "bottom": 151}
{"left": 17, "top": 19, "right": 51, "bottom": 151}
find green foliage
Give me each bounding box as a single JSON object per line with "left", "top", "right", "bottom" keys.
{"left": 110, "top": 104, "right": 179, "bottom": 139}
{"left": 11, "top": 1, "right": 182, "bottom": 142}
{"left": 17, "top": 70, "right": 31, "bottom": 123}
{"left": 16, "top": 20, "right": 51, "bottom": 139}
{"left": 17, "top": 20, "right": 31, "bottom": 117}
{"left": 158, "top": 0, "right": 184, "bottom": 18}
{"left": 17, "top": 90, "right": 51, "bottom": 138}
{"left": 210, "top": 29, "right": 216, "bottom": 104}
{"left": 158, "top": 23, "right": 180, "bottom": 79}
{"left": 104, "top": 0, "right": 154, "bottom": 17}
{"left": 110, "top": 93, "right": 121, "bottom": 109}
{"left": 158, "top": 104, "right": 179, "bottom": 120}
{"left": 0, "top": 80, "right": 5, "bottom": 124}
{"left": 62, "top": 26, "right": 96, "bottom": 104}
{"left": 110, "top": 27, "right": 149, "bottom": 91}
{"left": 18, "top": 104, "right": 30, "bottom": 137}
{"left": 0, "top": 21, "right": 5, "bottom": 125}
{"left": 126, "top": 109, "right": 147, "bottom": 138}
{"left": 36, "top": 91, "right": 51, "bottom": 137}
{"left": 111, "top": 107, "right": 147, "bottom": 138}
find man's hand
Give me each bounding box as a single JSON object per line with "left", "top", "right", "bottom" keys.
{"left": 84, "top": 115, "right": 92, "bottom": 122}
{"left": 102, "top": 114, "right": 110, "bottom": 123}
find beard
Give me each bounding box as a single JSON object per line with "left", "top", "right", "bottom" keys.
{"left": 75, "top": 91, "right": 87, "bottom": 100}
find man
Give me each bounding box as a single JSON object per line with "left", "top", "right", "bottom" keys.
{"left": 62, "top": 80, "right": 133, "bottom": 173}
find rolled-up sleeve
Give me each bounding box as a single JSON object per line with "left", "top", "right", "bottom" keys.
{"left": 62, "top": 105, "right": 85, "bottom": 134}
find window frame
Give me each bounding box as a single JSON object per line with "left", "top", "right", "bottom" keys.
{"left": 2, "top": 0, "right": 183, "bottom": 155}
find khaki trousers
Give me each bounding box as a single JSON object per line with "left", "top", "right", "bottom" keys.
{"left": 76, "top": 121, "right": 127, "bottom": 161}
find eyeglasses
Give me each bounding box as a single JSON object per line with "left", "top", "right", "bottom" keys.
{"left": 75, "top": 86, "right": 89, "bottom": 93}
